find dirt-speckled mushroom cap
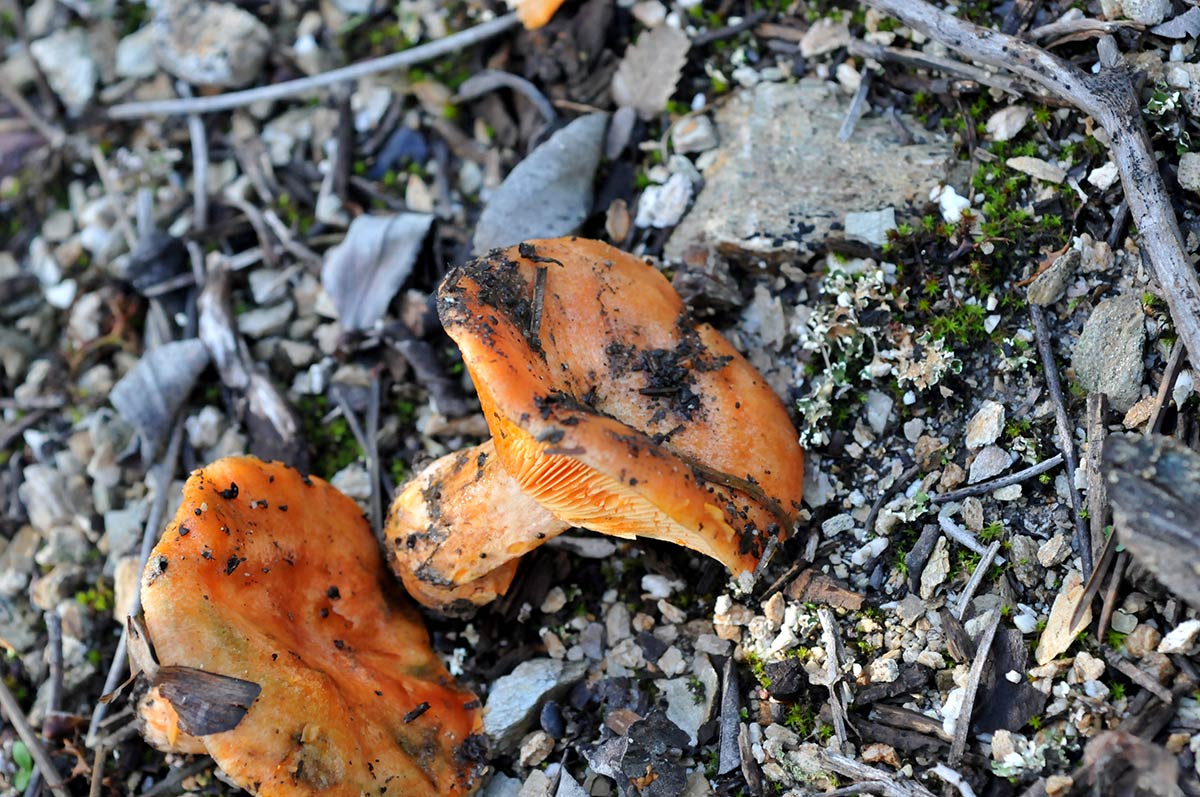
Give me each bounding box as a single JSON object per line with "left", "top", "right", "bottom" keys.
{"left": 439, "top": 237, "right": 804, "bottom": 580}
{"left": 140, "top": 457, "right": 483, "bottom": 797}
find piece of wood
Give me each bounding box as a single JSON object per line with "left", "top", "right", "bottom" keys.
{"left": 784, "top": 569, "right": 865, "bottom": 611}
{"left": 1103, "top": 433, "right": 1200, "bottom": 610}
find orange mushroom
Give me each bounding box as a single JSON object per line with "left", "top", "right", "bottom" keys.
{"left": 138, "top": 457, "right": 483, "bottom": 797}
{"left": 517, "top": 0, "right": 567, "bottom": 29}
{"left": 387, "top": 238, "right": 804, "bottom": 613}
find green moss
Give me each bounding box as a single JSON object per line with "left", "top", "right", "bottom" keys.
{"left": 297, "top": 395, "right": 363, "bottom": 478}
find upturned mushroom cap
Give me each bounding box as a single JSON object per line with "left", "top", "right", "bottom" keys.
{"left": 389, "top": 238, "right": 803, "bottom": 610}
{"left": 139, "top": 457, "right": 483, "bottom": 797}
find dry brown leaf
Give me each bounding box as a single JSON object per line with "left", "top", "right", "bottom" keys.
{"left": 611, "top": 25, "right": 691, "bottom": 120}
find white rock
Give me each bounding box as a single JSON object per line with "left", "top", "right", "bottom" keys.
{"left": 869, "top": 657, "right": 899, "bottom": 683}
{"left": 30, "top": 28, "right": 96, "bottom": 116}
{"left": 919, "top": 536, "right": 950, "bottom": 600}
{"left": 845, "top": 208, "right": 897, "bottom": 248}
{"left": 1087, "top": 161, "right": 1120, "bottom": 191}
{"left": 864, "top": 390, "right": 894, "bottom": 435}
{"left": 1180, "top": 152, "right": 1200, "bottom": 192}
{"left": 822, "top": 514, "right": 855, "bottom": 536}
{"left": 851, "top": 537, "right": 888, "bottom": 566}
{"left": 965, "top": 400, "right": 1005, "bottom": 449}
{"left": 631, "top": 0, "right": 668, "bottom": 27}
{"left": 116, "top": 26, "right": 159, "bottom": 79}
{"left": 672, "top": 115, "right": 718, "bottom": 153}
{"left": 1006, "top": 156, "right": 1067, "bottom": 183}
{"left": 1122, "top": 0, "right": 1171, "bottom": 24}
{"left": 635, "top": 172, "right": 694, "bottom": 228}
{"left": 986, "top": 105, "right": 1031, "bottom": 142}
{"left": 641, "top": 574, "right": 680, "bottom": 599}
{"left": 931, "top": 184, "right": 971, "bottom": 223}
{"left": 540, "top": 587, "right": 567, "bottom": 614}
{"left": 969, "top": 445, "right": 1013, "bottom": 483}
{"left": 1158, "top": 619, "right": 1200, "bottom": 653}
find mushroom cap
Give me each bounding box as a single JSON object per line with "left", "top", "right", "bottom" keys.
{"left": 140, "top": 457, "right": 483, "bottom": 797}
{"left": 386, "top": 439, "right": 554, "bottom": 613}
{"left": 438, "top": 238, "right": 804, "bottom": 579}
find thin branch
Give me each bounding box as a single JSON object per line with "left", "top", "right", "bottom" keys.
{"left": 817, "top": 607, "right": 851, "bottom": 751}
{"left": 931, "top": 453, "right": 1062, "bottom": 503}
{"left": 839, "top": 70, "right": 873, "bottom": 142}
{"left": 847, "top": 39, "right": 1056, "bottom": 102}
{"left": 1030, "top": 304, "right": 1091, "bottom": 578}
{"left": 1025, "top": 17, "right": 1142, "bottom": 41}
{"left": 178, "top": 83, "right": 210, "bottom": 231}
{"left": 947, "top": 609, "right": 1001, "bottom": 774}
{"left": 86, "top": 423, "right": 184, "bottom": 748}
{"left": 90, "top": 146, "right": 138, "bottom": 251}
{"left": 862, "top": 0, "right": 1200, "bottom": 382}
{"left": 0, "top": 677, "right": 68, "bottom": 797}
{"left": 937, "top": 505, "right": 1006, "bottom": 562}
{"left": 954, "top": 540, "right": 1002, "bottom": 620}
{"left": 24, "top": 610, "right": 64, "bottom": 797}
{"left": 107, "top": 14, "right": 519, "bottom": 119}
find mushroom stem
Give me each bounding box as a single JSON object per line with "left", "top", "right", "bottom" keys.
{"left": 387, "top": 439, "right": 570, "bottom": 612}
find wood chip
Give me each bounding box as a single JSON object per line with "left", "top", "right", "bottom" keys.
{"left": 1035, "top": 570, "right": 1091, "bottom": 665}
{"left": 784, "top": 569, "right": 865, "bottom": 610}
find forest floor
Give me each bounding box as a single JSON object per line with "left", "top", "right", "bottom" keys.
{"left": 1, "top": 1, "right": 1199, "bottom": 796}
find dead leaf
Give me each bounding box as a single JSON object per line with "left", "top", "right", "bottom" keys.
{"left": 321, "top": 213, "right": 433, "bottom": 332}
{"left": 110, "top": 338, "right": 210, "bottom": 461}
{"left": 1035, "top": 569, "right": 1091, "bottom": 665}
{"left": 611, "top": 25, "right": 691, "bottom": 120}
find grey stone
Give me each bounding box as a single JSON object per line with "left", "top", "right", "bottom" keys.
{"left": 672, "top": 115, "right": 718, "bottom": 153}
{"left": 1073, "top": 294, "right": 1146, "bottom": 412}
{"left": 484, "top": 658, "right": 587, "bottom": 751}
{"left": 665, "top": 81, "right": 952, "bottom": 264}
{"left": 919, "top": 536, "right": 950, "bottom": 600}
{"left": 845, "top": 208, "right": 897, "bottom": 248}
{"left": 153, "top": 0, "right": 271, "bottom": 87}
{"left": 865, "top": 390, "right": 893, "bottom": 435}
{"left": 115, "top": 26, "right": 158, "bottom": 79}
{"left": 659, "top": 653, "right": 718, "bottom": 745}
{"left": 18, "top": 466, "right": 75, "bottom": 532}
{"left": 482, "top": 773, "right": 522, "bottom": 797}
{"left": 0, "top": 526, "right": 40, "bottom": 599}
{"left": 1010, "top": 535, "right": 1042, "bottom": 587}
{"left": 969, "top": 445, "right": 1013, "bottom": 483}
{"left": 473, "top": 114, "right": 608, "bottom": 253}
{"left": 236, "top": 300, "right": 294, "bottom": 338}
{"left": 1027, "top": 249, "right": 1078, "bottom": 306}
{"left": 635, "top": 172, "right": 693, "bottom": 229}
{"left": 1123, "top": 0, "right": 1171, "bottom": 24}
{"left": 965, "top": 400, "right": 1005, "bottom": 450}
{"left": 30, "top": 28, "right": 96, "bottom": 116}
{"left": 1179, "top": 152, "right": 1200, "bottom": 192}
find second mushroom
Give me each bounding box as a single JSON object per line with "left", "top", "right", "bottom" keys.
{"left": 387, "top": 238, "right": 805, "bottom": 613}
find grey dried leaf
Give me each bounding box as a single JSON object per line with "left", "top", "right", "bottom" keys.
{"left": 321, "top": 213, "right": 434, "bottom": 332}
{"left": 472, "top": 114, "right": 608, "bottom": 253}
{"left": 611, "top": 25, "right": 691, "bottom": 120}
{"left": 110, "top": 338, "right": 210, "bottom": 460}
{"left": 156, "top": 666, "right": 262, "bottom": 736}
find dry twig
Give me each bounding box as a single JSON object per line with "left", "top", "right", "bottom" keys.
{"left": 0, "top": 677, "right": 68, "bottom": 797}
{"left": 108, "top": 15, "right": 519, "bottom": 119}
{"left": 86, "top": 423, "right": 184, "bottom": 747}
{"left": 931, "top": 453, "right": 1063, "bottom": 504}
{"left": 1030, "top": 304, "right": 1092, "bottom": 578}
{"left": 946, "top": 610, "right": 1001, "bottom": 778}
